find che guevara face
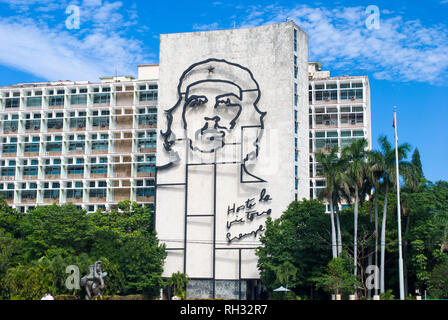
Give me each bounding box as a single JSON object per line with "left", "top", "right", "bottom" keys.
{"left": 182, "top": 81, "right": 244, "bottom": 153}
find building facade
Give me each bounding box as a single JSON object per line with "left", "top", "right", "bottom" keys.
{"left": 308, "top": 62, "right": 372, "bottom": 209}
{"left": 155, "top": 22, "right": 309, "bottom": 299}
{"left": 0, "top": 71, "right": 159, "bottom": 213}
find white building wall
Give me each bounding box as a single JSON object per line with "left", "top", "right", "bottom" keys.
{"left": 155, "top": 22, "right": 309, "bottom": 298}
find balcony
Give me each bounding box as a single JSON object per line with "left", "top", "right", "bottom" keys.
{"left": 114, "top": 188, "right": 131, "bottom": 202}
{"left": 136, "top": 196, "right": 154, "bottom": 202}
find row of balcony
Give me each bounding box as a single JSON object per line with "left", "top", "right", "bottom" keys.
{"left": 1, "top": 116, "right": 156, "bottom": 134}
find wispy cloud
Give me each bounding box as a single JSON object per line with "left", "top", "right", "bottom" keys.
{"left": 192, "top": 22, "right": 219, "bottom": 31}
{"left": 0, "top": 0, "right": 153, "bottom": 82}
{"left": 238, "top": 4, "right": 448, "bottom": 84}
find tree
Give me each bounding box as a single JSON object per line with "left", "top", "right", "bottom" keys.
{"left": 257, "top": 199, "right": 331, "bottom": 299}
{"left": 0, "top": 201, "right": 167, "bottom": 299}
{"left": 166, "top": 272, "right": 189, "bottom": 300}
{"left": 312, "top": 252, "right": 361, "bottom": 299}
{"left": 341, "top": 138, "right": 369, "bottom": 295}
{"left": 428, "top": 262, "right": 448, "bottom": 299}
{"left": 401, "top": 148, "right": 427, "bottom": 295}
{"left": 375, "top": 135, "right": 410, "bottom": 293}
{"left": 315, "top": 148, "right": 346, "bottom": 258}
{"left": 275, "top": 261, "right": 297, "bottom": 289}
{"left": 88, "top": 201, "right": 167, "bottom": 298}
{"left": 20, "top": 204, "right": 93, "bottom": 261}
{"left": 0, "top": 199, "right": 24, "bottom": 299}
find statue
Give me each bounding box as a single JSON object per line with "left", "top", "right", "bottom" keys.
{"left": 81, "top": 261, "right": 108, "bottom": 300}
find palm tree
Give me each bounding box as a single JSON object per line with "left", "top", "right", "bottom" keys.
{"left": 315, "top": 147, "right": 346, "bottom": 259}
{"left": 375, "top": 136, "right": 410, "bottom": 293}
{"left": 400, "top": 148, "right": 426, "bottom": 295}
{"left": 366, "top": 150, "right": 385, "bottom": 297}
{"left": 341, "top": 138, "right": 369, "bottom": 296}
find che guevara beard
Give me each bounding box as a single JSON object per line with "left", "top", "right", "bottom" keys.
{"left": 190, "top": 122, "right": 227, "bottom": 153}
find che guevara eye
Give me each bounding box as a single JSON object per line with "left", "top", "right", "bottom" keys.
{"left": 216, "top": 98, "right": 232, "bottom": 107}
{"left": 189, "top": 96, "right": 208, "bottom": 107}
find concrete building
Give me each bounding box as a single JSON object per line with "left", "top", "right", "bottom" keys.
{"left": 308, "top": 62, "right": 372, "bottom": 209}
{"left": 155, "top": 22, "right": 309, "bottom": 299}
{"left": 0, "top": 70, "right": 159, "bottom": 213}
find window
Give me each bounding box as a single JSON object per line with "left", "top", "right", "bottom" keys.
{"left": 294, "top": 29, "right": 297, "bottom": 51}
{"left": 5, "top": 98, "right": 19, "bottom": 109}
{"left": 26, "top": 97, "right": 42, "bottom": 108}
{"left": 93, "top": 93, "right": 110, "bottom": 104}
{"left": 47, "top": 118, "right": 63, "bottom": 129}
{"left": 139, "top": 89, "right": 158, "bottom": 102}
{"left": 25, "top": 119, "right": 41, "bottom": 130}
{"left": 71, "top": 94, "right": 87, "bottom": 105}
{"left": 136, "top": 187, "right": 154, "bottom": 197}
{"left": 138, "top": 113, "right": 157, "bottom": 126}
{"left": 67, "top": 189, "right": 83, "bottom": 199}
{"left": 69, "top": 141, "right": 85, "bottom": 151}
{"left": 46, "top": 142, "right": 62, "bottom": 152}
{"left": 23, "top": 167, "right": 38, "bottom": 176}
{"left": 3, "top": 120, "right": 18, "bottom": 132}
{"left": 91, "top": 141, "right": 108, "bottom": 151}
{"left": 89, "top": 188, "right": 106, "bottom": 198}
{"left": 314, "top": 83, "right": 338, "bottom": 101}
{"left": 92, "top": 116, "right": 109, "bottom": 128}
{"left": 137, "top": 164, "right": 155, "bottom": 173}
{"left": 44, "top": 190, "right": 60, "bottom": 199}
{"left": 91, "top": 165, "right": 107, "bottom": 174}
{"left": 49, "top": 96, "right": 64, "bottom": 106}
{"left": 45, "top": 166, "right": 61, "bottom": 175}
{"left": 68, "top": 165, "right": 84, "bottom": 175}
{"left": 24, "top": 142, "right": 39, "bottom": 153}
{"left": 22, "top": 190, "right": 37, "bottom": 199}
{"left": 1, "top": 167, "right": 15, "bottom": 176}
{"left": 70, "top": 115, "right": 86, "bottom": 129}
{"left": 2, "top": 144, "right": 17, "bottom": 154}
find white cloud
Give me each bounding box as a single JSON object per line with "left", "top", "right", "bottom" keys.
{"left": 239, "top": 4, "right": 448, "bottom": 84}
{"left": 0, "top": 1, "right": 153, "bottom": 82}
{"left": 192, "top": 22, "right": 219, "bottom": 31}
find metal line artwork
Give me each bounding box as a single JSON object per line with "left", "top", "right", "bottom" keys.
{"left": 159, "top": 58, "right": 266, "bottom": 180}
{"left": 156, "top": 58, "right": 271, "bottom": 299}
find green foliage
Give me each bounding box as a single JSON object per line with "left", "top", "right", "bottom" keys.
{"left": 257, "top": 199, "right": 331, "bottom": 298}
{"left": 312, "top": 253, "right": 361, "bottom": 298}
{"left": 380, "top": 289, "right": 396, "bottom": 300}
{"left": 0, "top": 200, "right": 166, "bottom": 300}
{"left": 20, "top": 204, "right": 93, "bottom": 261}
{"left": 427, "top": 262, "right": 448, "bottom": 299}
{"left": 166, "top": 272, "right": 189, "bottom": 299}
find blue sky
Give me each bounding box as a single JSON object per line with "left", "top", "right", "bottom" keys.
{"left": 0, "top": 0, "right": 447, "bottom": 181}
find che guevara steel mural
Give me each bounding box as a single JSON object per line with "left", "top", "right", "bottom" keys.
{"left": 157, "top": 58, "right": 273, "bottom": 246}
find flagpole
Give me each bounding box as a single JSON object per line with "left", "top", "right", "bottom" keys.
{"left": 394, "top": 106, "right": 405, "bottom": 300}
